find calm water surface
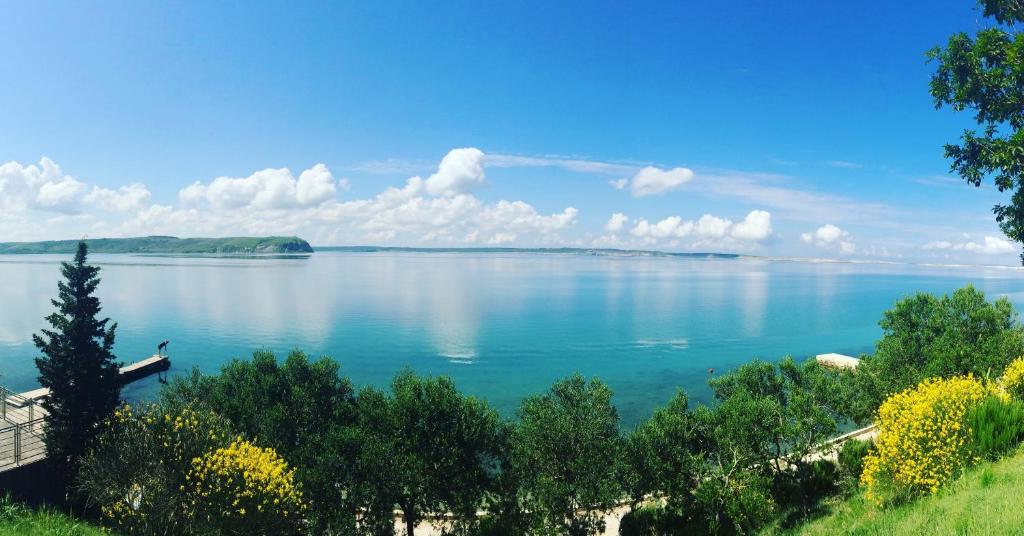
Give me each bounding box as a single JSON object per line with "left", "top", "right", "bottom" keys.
{"left": 2, "top": 252, "right": 1023, "bottom": 427}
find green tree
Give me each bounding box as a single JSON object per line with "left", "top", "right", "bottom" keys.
{"left": 33, "top": 241, "right": 121, "bottom": 478}
{"left": 620, "top": 390, "right": 701, "bottom": 515}
{"left": 928, "top": 0, "right": 1024, "bottom": 261}
{"left": 510, "top": 374, "right": 621, "bottom": 536}
{"left": 355, "top": 369, "right": 503, "bottom": 536}
{"left": 845, "top": 285, "right": 1024, "bottom": 423}
{"left": 160, "top": 350, "right": 360, "bottom": 533}
{"left": 78, "top": 402, "right": 236, "bottom": 535}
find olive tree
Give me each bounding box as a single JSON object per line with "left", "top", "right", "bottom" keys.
{"left": 510, "top": 374, "right": 622, "bottom": 536}
{"left": 354, "top": 369, "right": 503, "bottom": 536}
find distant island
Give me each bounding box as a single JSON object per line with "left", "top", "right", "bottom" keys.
{"left": 0, "top": 236, "right": 314, "bottom": 254}
{"left": 316, "top": 245, "right": 743, "bottom": 259}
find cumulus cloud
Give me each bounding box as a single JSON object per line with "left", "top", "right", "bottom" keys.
{"left": 0, "top": 157, "right": 87, "bottom": 213}
{"left": 629, "top": 210, "right": 773, "bottom": 247}
{"left": 729, "top": 210, "right": 773, "bottom": 241}
{"left": 132, "top": 148, "right": 577, "bottom": 246}
{"left": 924, "top": 236, "right": 1015, "bottom": 255}
{"left": 628, "top": 166, "right": 695, "bottom": 197}
{"left": 605, "top": 213, "right": 629, "bottom": 233}
{"left": 801, "top": 224, "right": 855, "bottom": 254}
{"left": 422, "top": 147, "right": 486, "bottom": 197}
{"left": 179, "top": 163, "right": 339, "bottom": 210}
{"left": 84, "top": 183, "right": 151, "bottom": 212}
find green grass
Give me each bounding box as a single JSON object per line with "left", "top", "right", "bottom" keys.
{"left": 0, "top": 497, "right": 106, "bottom": 536}
{"left": 780, "top": 447, "right": 1024, "bottom": 535}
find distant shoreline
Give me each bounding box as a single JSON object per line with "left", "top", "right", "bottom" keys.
{"left": 0, "top": 236, "right": 313, "bottom": 255}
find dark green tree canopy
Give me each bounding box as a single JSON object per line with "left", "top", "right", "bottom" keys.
{"left": 844, "top": 285, "right": 1024, "bottom": 423}
{"left": 33, "top": 241, "right": 121, "bottom": 475}
{"left": 929, "top": 0, "right": 1024, "bottom": 260}
{"left": 511, "top": 373, "right": 622, "bottom": 536}
{"left": 161, "top": 349, "right": 360, "bottom": 532}
{"left": 355, "top": 369, "right": 503, "bottom": 536}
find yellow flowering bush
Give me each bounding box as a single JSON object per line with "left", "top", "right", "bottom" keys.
{"left": 188, "top": 438, "right": 307, "bottom": 534}
{"left": 80, "top": 403, "right": 235, "bottom": 534}
{"left": 1001, "top": 356, "right": 1024, "bottom": 399}
{"left": 861, "top": 375, "right": 994, "bottom": 505}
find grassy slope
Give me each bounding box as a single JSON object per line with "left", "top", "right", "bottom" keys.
{"left": 786, "top": 447, "right": 1024, "bottom": 535}
{"left": 0, "top": 235, "right": 313, "bottom": 254}
{"left": 0, "top": 501, "right": 106, "bottom": 536}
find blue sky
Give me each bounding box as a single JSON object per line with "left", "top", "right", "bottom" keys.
{"left": 0, "top": 0, "right": 1016, "bottom": 263}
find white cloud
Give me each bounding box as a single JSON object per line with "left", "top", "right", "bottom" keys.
{"left": 629, "top": 166, "right": 695, "bottom": 197}
{"left": 422, "top": 147, "right": 486, "bottom": 197}
{"left": 609, "top": 178, "right": 628, "bottom": 190}
{"left": 179, "top": 164, "right": 340, "bottom": 210}
{"left": 84, "top": 183, "right": 151, "bottom": 212}
{"left": 0, "top": 157, "right": 87, "bottom": 213}
{"left": 730, "top": 210, "right": 773, "bottom": 241}
{"left": 801, "top": 224, "right": 855, "bottom": 254}
{"left": 485, "top": 154, "right": 639, "bottom": 175}
{"left": 629, "top": 210, "right": 773, "bottom": 247}
{"left": 605, "top": 213, "right": 629, "bottom": 233}
{"left": 924, "top": 236, "right": 1015, "bottom": 255}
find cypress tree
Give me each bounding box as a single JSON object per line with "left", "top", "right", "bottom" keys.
{"left": 33, "top": 241, "right": 121, "bottom": 477}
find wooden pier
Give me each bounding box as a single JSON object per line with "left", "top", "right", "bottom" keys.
{"left": 0, "top": 353, "right": 171, "bottom": 473}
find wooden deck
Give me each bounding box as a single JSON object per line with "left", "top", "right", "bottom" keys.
{"left": 0, "top": 390, "right": 47, "bottom": 472}
{"left": 0, "top": 354, "right": 170, "bottom": 473}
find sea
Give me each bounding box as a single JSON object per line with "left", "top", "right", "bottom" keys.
{"left": 1, "top": 250, "right": 1022, "bottom": 428}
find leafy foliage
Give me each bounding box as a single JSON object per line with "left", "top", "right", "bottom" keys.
{"left": 927, "top": 0, "right": 1024, "bottom": 261}
{"left": 620, "top": 390, "right": 701, "bottom": 514}
{"left": 78, "top": 402, "right": 235, "bottom": 535}
{"left": 510, "top": 374, "right": 621, "bottom": 536}
{"left": 33, "top": 241, "right": 121, "bottom": 478}
{"left": 968, "top": 395, "right": 1024, "bottom": 461}
{"left": 844, "top": 285, "right": 1024, "bottom": 423}
{"left": 354, "top": 369, "right": 503, "bottom": 536}
{"left": 161, "top": 350, "right": 359, "bottom": 531}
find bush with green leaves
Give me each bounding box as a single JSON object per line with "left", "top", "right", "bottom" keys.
{"left": 161, "top": 350, "right": 360, "bottom": 532}
{"left": 969, "top": 395, "right": 1024, "bottom": 461}
{"left": 843, "top": 285, "right": 1024, "bottom": 424}
{"left": 617, "top": 504, "right": 688, "bottom": 536}
{"left": 620, "top": 390, "right": 701, "bottom": 514}
{"left": 836, "top": 439, "right": 873, "bottom": 493}
{"left": 354, "top": 369, "right": 504, "bottom": 536}
{"left": 78, "top": 402, "right": 235, "bottom": 535}
{"left": 510, "top": 374, "right": 622, "bottom": 536}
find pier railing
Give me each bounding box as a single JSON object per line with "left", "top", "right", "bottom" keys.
{"left": 0, "top": 387, "right": 47, "bottom": 471}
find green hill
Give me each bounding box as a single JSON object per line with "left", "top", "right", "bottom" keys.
{"left": 0, "top": 236, "right": 313, "bottom": 254}
{"left": 781, "top": 447, "right": 1024, "bottom": 535}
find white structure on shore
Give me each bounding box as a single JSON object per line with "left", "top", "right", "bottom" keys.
{"left": 815, "top": 352, "right": 860, "bottom": 369}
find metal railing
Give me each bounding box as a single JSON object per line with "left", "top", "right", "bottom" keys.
{"left": 0, "top": 386, "right": 47, "bottom": 471}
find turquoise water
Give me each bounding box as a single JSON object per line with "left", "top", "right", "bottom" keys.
{"left": 1, "top": 252, "right": 1023, "bottom": 427}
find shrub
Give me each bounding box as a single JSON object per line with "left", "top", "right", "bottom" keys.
{"left": 836, "top": 439, "right": 872, "bottom": 493}
{"left": 843, "top": 286, "right": 1024, "bottom": 424}
{"left": 968, "top": 395, "right": 1024, "bottom": 460}
{"left": 188, "top": 439, "right": 307, "bottom": 535}
{"left": 1002, "top": 356, "right": 1024, "bottom": 400}
{"left": 860, "top": 375, "right": 993, "bottom": 505}
{"left": 79, "top": 403, "right": 235, "bottom": 535}
{"left": 618, "top": 504, "right": 688, "bottom": 536}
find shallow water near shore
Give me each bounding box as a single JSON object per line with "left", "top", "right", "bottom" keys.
{"left": 1, "top": 251, "right": 1022, "bottom": 427}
